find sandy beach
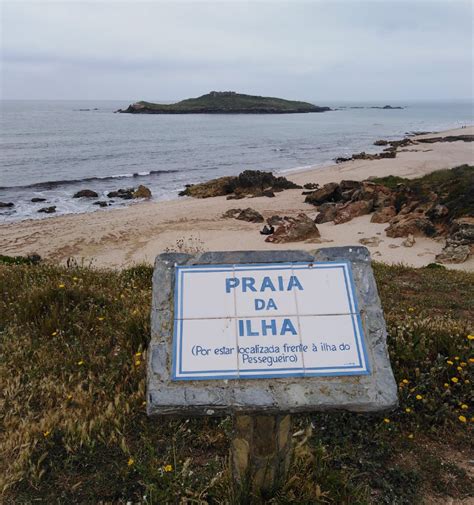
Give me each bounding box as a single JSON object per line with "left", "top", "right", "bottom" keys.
{"left": 1, "top": 126, "right": 473, "bottom": 270}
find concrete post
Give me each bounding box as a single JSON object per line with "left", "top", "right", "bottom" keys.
{"left": 231, "top": 414, "right": 293, "bottom": 497}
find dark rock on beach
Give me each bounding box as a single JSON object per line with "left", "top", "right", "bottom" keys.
{"left": 180, "top": 170, "right": 300, "bottom": 199}
{"left": 93, "top": 201, "right": 109, "bottom": 207}
{"left": 38, "top": 206, "right": 56, "bottom": 214}
{"left": 0, "top": 202, "right": 14, "bottom": 208}
{"left": 73, "top": 189, "right": 99, "bottom": 198}
{"left": 235, "top": 208, "right": 264, "bottom": 223}
{"left": 31, "top": 197, "right": 47, "bottom": 203}
{"left": 265, "top": 213, "right": 320, "bottom": 243}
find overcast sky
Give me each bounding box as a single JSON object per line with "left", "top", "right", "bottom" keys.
{"left": 1, "top": 0, "right": 473, "bottom": 101}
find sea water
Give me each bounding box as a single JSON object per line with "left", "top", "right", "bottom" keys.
{"left": 0, "top": 99, "right": 472, "bottom": 222}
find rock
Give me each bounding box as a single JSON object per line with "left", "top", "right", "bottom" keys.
{"left": 226, "top": 194, "right": 246, "bottom": 200}
{"left": 401, "top": 234, "right": 416, "bottom": 247}
{"left": 133, "top": 185, "right": 152, "bottom": 199}
{"left": 388, "top": 244, "right": 399, "bottom": 249}
{"left": 447, "top": 217, "right": 474, "bottom": 246}
{"left": 179, "top": 170, "right": 300, "bottom": 199}
{"left": 315, "top": 203, "right": 338, "bottom": 224}
{"left": 38, "top": 206, "right": 56, "bottom": 214}
{"left": 359, "top": 237, "right": 382, "bottom": 247}
{"left": 73, "top": 189, "right": 98, "bottom": 198}
{"left": 260, "top": 225, "right": 274, "bottom": 235}
{"left": 235, "top": 208, "right": 264, "bottom": 223}
{"left": 340, "top": 180, "right": 362, "bottom": 191}
{"left": 304, "top": 182, "right": 341, "bottom": 205}
{"left": 435, "top": 245, "right": 471, "bottom": 264}
{"left": 93, "top": 201, "right": 109, "bottom": 207}
{"left": 426, "top": 204, "right": 449, "bottom": 220}
{"left": 334, "top": 200, "right": 373, "bottom": 225}
{"left": 222, "top": 208, "right": 242, "bottom": 219}
{"left": 303, "top": 183, "right": 319, "bottom": 190}
{"left": 107, "top": 188, "right": 134, "bottom": 199}
{"left": 334, "top": 156, "right": 352, "bottom": 164}
{"left": 31, "top": 197, "right": 47, "bottom": 203}
{"left": 385, "top": 210, "right": 436, "bottom": 238}
{"left": 265, "top": 213, "right": 320, "bottom": 243}
{"left": 371, "top": 206, "right": 397, "bottom": 223}
{"left": 0, "top": 202, "right": 14, "bottom": 208}
{"left": 267, "top": 215, "right": 284, "bottom": 226}
{"left": 374, "top": 140, "right": 389, "bottom": 146}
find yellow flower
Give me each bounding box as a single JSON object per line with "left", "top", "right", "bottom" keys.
{"left": 444, "top": 383, "right": 449, "bottom": 388}
{"left": 120, "top": 293, "right": 125, "bottom": 299}
{"left": 77, "top": 360, "right": 84, "bottom": 366}
{"left": 408, "top": 307, "right": 414, "bottom": 312}
{"left": 405, "top": 408, "right": 411, "bottom": 413}
{"left": 447, "top": 360, "right": 454, "bottom": 365}
{"left": 164, "top": 464, "right": 173, "bottom": 472}
{"left": 127, "top": 458, "right": 134, "bottom": 466}
{"left": 135, "top": 360, "right": 141, "bottom": 366}
{"left": 58, "top": 284, "right": 65, "bottom": 288}
{"left": 451, "top": 377, "right": 459, "bottom": 384}
{"left": 43, "top": 430, "right": 50, "bottom": 437}
{"left": 457, "top": 366, "right": 463, "bottom": 371}
{"left": 402, "top": 379, "right": 409, "bottom": 384}
{"left": 465, "top": 380, "right": 470, "bottom": 384}
{"left": 132, "top": 309, "right": 138, "bottom": 315}
{"left": 416, "top": 395, "right": 423, "bottom": 400}
{"left": 383, "top": 418, "right": 390, "bottom": 423}
{"left": 461, "top": 404, "right": 468, "bottom": 410}
{"left": 458, "top": 415, "right": 467, "bottom": 423}
{"left": 454, "top": 356, "right": 459, "bottom": 360}
{"left": 73, "top": 277, "right": 79, "bottom": 281}
{"left": 467, "top": 334, "right": 474, "bottom": 340}
{"left": 67, "top": 394, "right": 72, "bottom": 400}
{"left": 135, "top": 352, "right": 142, "bottom": 357}
{"left": 51, "top": 331, "right": 57, "bottom": 336}
{"left": 408, "top": 433, "right": 414, "bottom": 439}
{"left": 469, "top": 358, "right": 474, "bottom": 363}
{"left": 142, "top": 401, "right": 146, "bottom": 406}
{"left": 97, "top": 317, "right": 105, "bottom": 321}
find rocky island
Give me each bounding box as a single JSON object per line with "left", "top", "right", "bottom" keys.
{"left": 118, "top": 91, "right": 331, "bottom": 114}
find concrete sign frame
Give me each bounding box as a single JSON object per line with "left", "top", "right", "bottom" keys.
{"left": 147, "top": 247, "right": 398, "bottom": 416}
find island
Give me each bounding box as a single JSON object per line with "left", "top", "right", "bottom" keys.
{"left": 117, "top": 91, "right": 331, "bottom": 114}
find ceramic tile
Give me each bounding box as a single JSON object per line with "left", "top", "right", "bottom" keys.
{"left": 174, "top": 317, "right": 238, "bottom": 379}
{"left": 237, "top": 316, "right": 304, "bottom": 375}
{"left": 299, "top": 314, "right": 368, "bottom": 374}
{"left": 178, "top": 268, "right": 236, "bottom": 319}
{"left": 294, "top": 264, "right": 353, "bottom": 315}
{"left": 234, "top": 267, "right": 298, "bottom": 318}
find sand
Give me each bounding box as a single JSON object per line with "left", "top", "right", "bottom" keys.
{"left": 1, "top": 126, "right": 473, "bottom": 270}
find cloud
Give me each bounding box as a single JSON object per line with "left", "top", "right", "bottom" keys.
{"left": 1, "top": 0, "right": 472, "bottom": 100}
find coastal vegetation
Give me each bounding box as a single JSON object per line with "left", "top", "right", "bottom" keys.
{"left": 1, "top": 258, "right": 472, "bottom": 503}
{"left": 119, "top": 91, "right": 331, "bottom": 114}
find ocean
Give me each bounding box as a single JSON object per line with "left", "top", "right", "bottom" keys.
{"left": 1, "top": 99, "right": 472, "bottom": 222}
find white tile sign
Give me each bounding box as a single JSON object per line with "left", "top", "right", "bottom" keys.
{"left": 172, "top": 262, "right": 370, "bottom": 381}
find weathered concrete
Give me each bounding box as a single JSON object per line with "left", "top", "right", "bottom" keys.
{"left": 147, "top": 248, "right": 398, "bottom": 416}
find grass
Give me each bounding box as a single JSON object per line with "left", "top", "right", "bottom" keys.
{"left": 0, "top": 261, "right": 473, "bottom": 504}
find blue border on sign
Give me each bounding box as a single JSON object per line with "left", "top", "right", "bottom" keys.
{"left": 171, "top": 261, "right": 371, "bottom": 381}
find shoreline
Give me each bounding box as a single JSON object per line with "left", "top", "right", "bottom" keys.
{"left": 0, "top": 126, "right": 472, "bottom": 270}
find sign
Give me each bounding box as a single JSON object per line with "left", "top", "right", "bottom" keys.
{"left": 172, "top": 261, "right": 370, "bottom": 381}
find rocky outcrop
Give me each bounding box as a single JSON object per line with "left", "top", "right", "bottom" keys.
{"left": 180, "top": 170, "right": 300, "bottom": 199}
{"left": 265, "top": 214, "right": 320, "bottom": 243}
{"left": 385, "top": 213, "right": 436, "bottom": 238}
{"left": 235, "top": 208, "right": 264, "bottom": 223}
{"left": 315, "top": 203, "right": 338, "bottom": 224}
{"left": 133, "top": 185, "right": 152, "bottom": 199}
{"left": 333, "top": 200, "right": 373, "bottom": 225}
{"left": 371, "top": 206, "right": 397, "bottom": 223}
{"left": 0, "top": 202, "right": 14, "bottom": 208}
{"left": 304, "top": 182, "right": 340, "bottom": 205}
{"left": 435, "top": 217, "right": 474, "bottom": 264}
{"left": 38, "top": 206, "right": 56, "bottom": 214}
{"left": 31, "top": 197, "right": 47, "bottom": 203}
{"left": 73, "top": 189, "right": 98, "bottom": 198}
